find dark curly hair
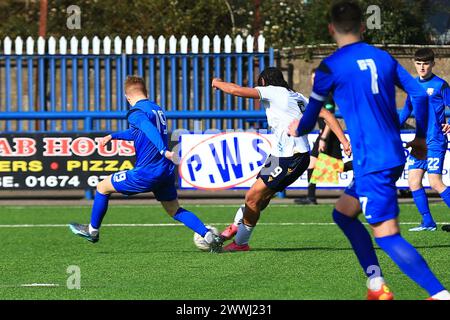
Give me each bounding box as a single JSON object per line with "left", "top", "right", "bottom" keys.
{"left": 257, "top": 67, "right": 292, "bottom": 91}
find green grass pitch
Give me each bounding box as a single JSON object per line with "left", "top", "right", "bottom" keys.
{"left": 0, "top": 203, "right": 448, "bottom": 300}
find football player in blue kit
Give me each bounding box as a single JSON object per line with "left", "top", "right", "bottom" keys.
{"left": 69, "top": 76, "right": 223, "bottom": 252}
{"left": 288, "top": 1, "right": 449, "bottom": 300}
{"left": 399, "top": 48, "right": 450, "bottom": 232}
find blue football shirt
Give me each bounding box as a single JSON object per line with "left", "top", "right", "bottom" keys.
{"left": 112, "top": 99, "right": 174, "bottom": 180}
{"left": 400, "top": 74, "right": 450, "bottom": 151}
{"left": 298, "top": 41, "right": 429, "bottom": 177}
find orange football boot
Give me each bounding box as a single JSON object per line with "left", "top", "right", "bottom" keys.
{"left": 367, "top": 284, "right": 394, "bottom": 300}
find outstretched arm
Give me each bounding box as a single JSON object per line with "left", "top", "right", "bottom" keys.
{"left": 99, "top": 129, "right": 134, "bottom": 147}
{"left": 111, "top": 129, "right": 134, "bottom": 141}
{"left": 212, "top": 78, "right": 260, "bottom": 99}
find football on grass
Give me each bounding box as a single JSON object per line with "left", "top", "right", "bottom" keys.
{"left": 193, "top": 226, "right": 219, "bottom": 251}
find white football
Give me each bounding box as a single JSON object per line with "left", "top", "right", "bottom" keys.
{"left": 193, "top": 226, "right": 219, "bottom": 251}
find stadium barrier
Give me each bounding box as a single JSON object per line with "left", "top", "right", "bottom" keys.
{"left": 0, "top": 34, "right": 274, "bottom": 133}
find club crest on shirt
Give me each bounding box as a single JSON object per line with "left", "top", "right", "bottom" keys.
{"left": 297, "top": 100, "right": 306, "bottom": 113}
{"left": 426, "top": 88, "right": 434, "bottom": 96}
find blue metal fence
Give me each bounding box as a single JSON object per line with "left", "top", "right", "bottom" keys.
{"left": 0, "top": 35, "right": 275, "bottom": 134}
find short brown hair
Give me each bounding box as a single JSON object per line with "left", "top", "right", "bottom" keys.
{"left": 330, "top": 1, "right": 363, "bottom": 35}
{"left": 414, "top": 48, "right": 434, "bottom": 62}
{"left": 124, "top": 75, "right": 148, "bottom": 97}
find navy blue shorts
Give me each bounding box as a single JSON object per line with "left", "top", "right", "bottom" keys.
{"left": 344, "top": 165, "right": 404, "bottom": 224}
{"left": 257, "top": 152, "right": 310, "bottom": 192}
{"left": 111, "top": 169, "right": 177, "bottom": 202}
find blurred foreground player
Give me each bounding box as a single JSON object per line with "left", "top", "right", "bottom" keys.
{"left": 288, "top": 1, "right": 449, "bottom": 300}
{"left": 296, "top": 68, "right": 353, "bottom": 205}
{"left": 69, "top": 76, "right": 223, "bottom": 252}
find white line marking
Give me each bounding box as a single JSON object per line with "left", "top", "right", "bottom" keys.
{"left": 0, "top": 222, "right": 448, "bottom": 228}
{"left": 2, "top": 204, "right": 282, "bottom": 209}
{"left": 2, "top": 203, "right": 444, "bottom": 210}
{"left": 21, "top": 283, "right": 60, "bottom": 287}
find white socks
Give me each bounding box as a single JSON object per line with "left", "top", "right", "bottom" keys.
{"left": 233, "top": 205, "right": 244, "bottom": 226}
{"left": 88, "top": 224, "right": 98, "bottom": 234}
{"left": 235, "top": 223, "right": 254, "bottom": 245}
{"left": 432, "top": 290, "right": 450, "bottom": 300}
{"left": 367, "top": 276, "right": 385, "bottom": 291}
{"left": 203, "top": 230, "right": 214, "bottom": 244}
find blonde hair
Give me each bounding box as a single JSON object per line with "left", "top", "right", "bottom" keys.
{"left": 124, "top": 75, "right": 148, "bottom": 97}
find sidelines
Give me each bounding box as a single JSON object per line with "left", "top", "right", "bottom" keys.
{"left": 0, "top": 222, "right": 449, "bottom": 228}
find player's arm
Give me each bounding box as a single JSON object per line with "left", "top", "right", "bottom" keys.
{"left": 288, "top": 61, "right": 333, "bottom": 137}
{"left": 319, "top": 109, "right": 351, "bottom": 156}
{"left": 111, "top": 129, "right": 134, "bottom": 140}
{"left": 320, "top": 124, "right": 331, "bottom": 140}
{"left": 99, "top": 129, "right": 134, "bottom": 147}
{"left": 394, "top": 61, "right": 428, "bottom": 159}
{"left": 127, "top": 109, "right": 167, "bottom": 156}
{"left": 212, "top": 78, "right": 260, "bottom": 99}
{"left": 394, "top": 62, "right": 428, "bottom": 138}
{"left": 318, "top": 124, "right": 331, "bottom": 152}
{"left": 441, "top": 82, "right": 450, "bottom": 134}
{"left": 399, "top": 96, "right": 413, "bottom": 127}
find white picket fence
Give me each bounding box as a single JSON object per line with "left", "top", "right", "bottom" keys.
{"left": 0, "top": 34, "right": 267, "bottom": 55}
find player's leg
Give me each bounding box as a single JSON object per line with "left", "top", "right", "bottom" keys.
{"left": 228, "top": 178, "right": 276, "bottom": 249}
{"left": 372, "top": 218, "right": 449, "bottom": 299}
{"left": 226, "top": 152, "right": 310, "bottom": 251}
{"left": 426, "top": 150, "right": 450, "bottom": 232}
{"left": 156, "top": 180, "right": 223, "bottom": 252}
{"left": 220, "top": 205, "right": 244, "bottom": 240}
{"left": 408, "top": 167, "right": 436, "bottom": 231}
{"left": 90, "top": 175, "right": 116, "bottom": 229}
{"left": 296, "top": 155, "right": 318, "bottom": 205}
{"left": 69, "top": 174, "right": 117, "bottom": 243}
{"left": 221, "top": 194, "right": 272, "bottom": 241}
{"left": 160, "top": 198, "right": 210, "bottom": 236}
{"left": 222, "top": 152, "right": 283, "bottom": 241}
{"left": 333, "top": 183, "right": 392, "bottom": 300}
{"left": 428, "top": 173, "right": 450, "bottom": 232}
{"left": 360, "top": 166, "right": 449, "bottom": 299}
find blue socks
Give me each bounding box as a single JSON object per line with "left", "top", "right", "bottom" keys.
{"left": 90, "top": 196, "right": 209, "bottom": 237}
{"left": 90, "top": 191, "right": 110, "bottom": 229}
{"left": 173, "top": 207, "right": 209, "bottom": 237}
{"left": 439, "top": 187, "right": 450, "bottom": 208}
{"left": 375, "top": 234, "right": 445, "bottom": 296}
{"left": 411, "top": 188, "right": 435, "bottom": 226}
{"left": 332, "top": 209, "right": 381, "bottom": 277}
